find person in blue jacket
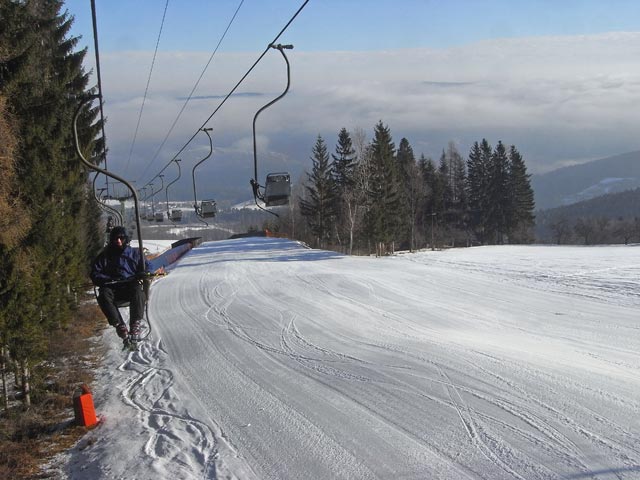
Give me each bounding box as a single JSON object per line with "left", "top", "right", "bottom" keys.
{"left": 91, "top": 226, "right": 150, "bottom": 343}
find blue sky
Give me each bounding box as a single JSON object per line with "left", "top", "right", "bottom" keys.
{"left": 63, "top": 0, "right": 640, "bottom": 202}
{"left": 67, "top": 0, "right": 640, "bottom": 52}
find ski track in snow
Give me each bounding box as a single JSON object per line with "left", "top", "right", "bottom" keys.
{"left": 63, "top": 240, "right": 640, "bottom": 479}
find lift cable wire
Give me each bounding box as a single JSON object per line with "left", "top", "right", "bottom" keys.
{"left": 90, "top": 0, "right": 110, "bottom": 196}
{"left": 138, "top": 0, "right": 310, "bottom": 191}
{"left": 139, "top": 0, "right": 245, "bottom": 182}
{"left": 124, "top": 0, "right": 170, "bottom": 175}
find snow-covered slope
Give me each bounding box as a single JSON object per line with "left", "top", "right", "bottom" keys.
{"left": 61, "top": 239, "right": 640, "bottom": 479}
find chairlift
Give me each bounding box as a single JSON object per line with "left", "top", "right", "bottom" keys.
{"left": 250, "top": 44, "right": 294, "bottom": 213}
{"left": 164, "top": 158, "right": 183, "bottom": 223}
{"left": 192, "top": 128, "right": 217, "bottom": 222}
{"left": 154, "top": 212, "right": 164, "bottom": 222}
{"left": 169, "top": 209, "right": 182, "bottom": 221}
{"left": 199, "top": 199, "right": 217, "bottom": 217}
{"left": 264, "top": 172, "right": 291, "bottom": 206}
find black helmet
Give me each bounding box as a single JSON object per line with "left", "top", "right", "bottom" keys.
{"left": 109, "top": 226, "right": 130, "bottom": 247}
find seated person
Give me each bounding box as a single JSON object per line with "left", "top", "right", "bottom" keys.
{"left": 91, "top": 226, "right": 150, "bottom": 344}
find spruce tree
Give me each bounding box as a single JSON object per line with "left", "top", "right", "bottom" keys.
{"left": 485, "top": 141, "right": 511, "bottom": 243}
{"left": 332, "top": 128, "right": 357, "bottom": 190}
{"left": 508, "top": 145, "right": 536, "bottom": 243}
{"left": 365, "top": 121, "right": 399, "bottom": 254}
{"left": 435, "top": 150, "right": 451, "bottom": 219}
{"left": 446, "top": 142, "right": 467, "bottom": 240}
{"left": 300, "top": 135, "right": 338, "bottom": 248}
{"left": 396, "top": 138, "right": 418, "bottom": 250}
{"left": 332, "top": 128, "right": 357, "bottom": 249}
{"left": 419, "top": 155, "right": 437, "bottom": 248}
{"left": 466, "top": 141, "right": 487, "bottom": 243}
{"left": 0, "top": 0, "right": 102, "bottom": 402}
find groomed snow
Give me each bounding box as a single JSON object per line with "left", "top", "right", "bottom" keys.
{"left": 60, "top": 239, "right": 640, "bottom": 479}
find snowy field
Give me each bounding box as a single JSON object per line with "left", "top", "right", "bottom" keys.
{"left": 59, "top": 239, "right": 640, "bottom": 479}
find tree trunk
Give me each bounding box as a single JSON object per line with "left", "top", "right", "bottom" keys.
{"left": 21, "top": 360, "right": 30, "bottom": 407}
{"left": 1, "top": 346, "right": 8, "bottom": 411}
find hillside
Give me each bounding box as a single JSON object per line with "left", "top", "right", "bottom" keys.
{"left": 535, "top": 187, "right": 640, "bottom": 243}
{"left": 531, "top": 150, "right": 640, "bottom": 210}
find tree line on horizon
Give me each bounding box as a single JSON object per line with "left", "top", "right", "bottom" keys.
{"left": 0, "top": 1, "right": 103, "bottom": 408}
{"left": 286, "top": 122, "right": 536, "bottom": 254}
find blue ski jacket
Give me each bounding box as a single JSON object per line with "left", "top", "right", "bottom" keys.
{"left": 91, "top": 245, "right": 150, "bottom": 287}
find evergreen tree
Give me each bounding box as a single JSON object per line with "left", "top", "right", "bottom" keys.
{"left": 446, "top": 141, "right": 466, "bottom": 205}
{"left": 485, "top": 141, "right": 511, "bottom": 243}
{"left": 365, "top": 121, "right": 399, "bottom": 254}
{"left": 435, "top": 150, "right": 451, "bottom": 217}
{"left": 0, "top": 0, "right": 102, "bottom": 403}
{"left": 299, "top": 135, "right": 338, "bottom": 248}
{"left": 419, "top": 155, "right": 438, "bottom": 248}
{"left": 446, "top": 142, "right": 467, "bottom": 241}
{"left": 332, "top": 128, "right": 357, "bottom": 190}
{"left": 508, "top": 145, "right": 536, "bottom": 243}
{"left": 396, "top": 138, "right": 418, "bottom": 250}
{"left": 466, "top": 141, "right": 488, "bottom": 243}
{"left": 331, "top": 128, "right": 357, "bottom": 249}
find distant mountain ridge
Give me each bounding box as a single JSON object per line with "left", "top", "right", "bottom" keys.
{"left": 531, "top": 151, "right": 640, "bottom": 210}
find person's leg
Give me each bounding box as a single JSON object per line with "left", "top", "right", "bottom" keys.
{"left": 97, "top": 287, "right": 123, "bottom": 326}
{"left": 97, "top": 287, "right": 128, "bottom": 339}
{"left": 128, "top": 282, "right": 146, "bottom": 336}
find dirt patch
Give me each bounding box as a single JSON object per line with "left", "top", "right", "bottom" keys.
{"left": 0, "top": 296, "right": 107, "bottom": 479}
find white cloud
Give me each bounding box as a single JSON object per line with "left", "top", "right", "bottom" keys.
{"left": 98, "top": 32, "right": 640, "bottom": 182}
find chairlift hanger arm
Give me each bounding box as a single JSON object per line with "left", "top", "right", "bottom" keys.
{"left": 192, "top": 128, "right": 213, "bottom": 213}
{"left": 252, "top": 44, "right": 293, "bottom": 191}
{"left": 73, "top": 95, "right": 145, "bottom": 271}
{"left": 165, "top": 158, "right": 181, "bottom": 215}
{"left": 93, "top": 172, "right": 123, "bottom": 225}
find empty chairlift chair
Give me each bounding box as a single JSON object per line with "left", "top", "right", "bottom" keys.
{"left": 170, "top": 209, "right": 182, "bottom": 221}
{"left": 264, "top": 173, "right": 291, "bottom": 207}
{"left": 200, "top": 199, "right": 217, "bottom": 218}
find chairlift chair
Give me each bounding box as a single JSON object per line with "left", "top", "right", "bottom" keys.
{"left": 191, "top": 129, "right": 217, "bottom": 223}
{"left": 250, "top": 44, "right": 294, "bottom": 214}
{"left": 170, "top": 209, "right": 182, "bottom": 221}
{"left": 264, "top": 172, "right": 291, "bottom": 206}
{"left": 199, "top": 199, "right": 217, "bottom": 218}
{"left": 154, "top": 212, "right": 164, "bottom": 222}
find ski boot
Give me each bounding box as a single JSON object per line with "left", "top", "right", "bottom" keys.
{"left": 124, "top": 320, "right": 142, "bottom": 351}
{"left": 116, "top": 322, "right": 129, "bottom": 340}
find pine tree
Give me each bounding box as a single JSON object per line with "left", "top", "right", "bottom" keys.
{"left": 485, "top": 141, "right": 511, "bottom": 243}
{"left": 299, "top": 135, "right": 338, "bottom": 248}
{"left": 332, "top": 128, "right": 357, "bottom": 190}
{"left": 331, "top": 128, "right": 357, "bottom": 250}
{"left": 365, "top": 121, "right": 399, "bottom": 254}
{"left": 0, "top": 94, "right": 34, "bottom": 410}
{"left": 435, "top": 150, "right": 451, "bottom": 218}
{"left": 419, "top": 155, "right": 438, "bottom": 248}
{"left": 508, "top": 145, "right": 536, "bottom": 243}
{"left": 0, "top": 0, "right": 102, "bottom": 403}
{"left": 396, "top": 138, "right": 418, "bottom": 250}
{"left": 466, "top": 141, "right": 488, "bottom": 243}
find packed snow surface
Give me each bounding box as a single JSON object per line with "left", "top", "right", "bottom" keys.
{"left": 63, "top": 239, "right": 640, "bottom": 479}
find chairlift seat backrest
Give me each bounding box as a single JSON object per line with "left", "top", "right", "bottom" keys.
{"left": 200, "top": 199, "right": 217, "bottom": 218}
{"left": 170, "top": 209, "right": 182, "bottom": 221}
{"left": 264, "top": 172, "right": 291, "bottom": 206}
